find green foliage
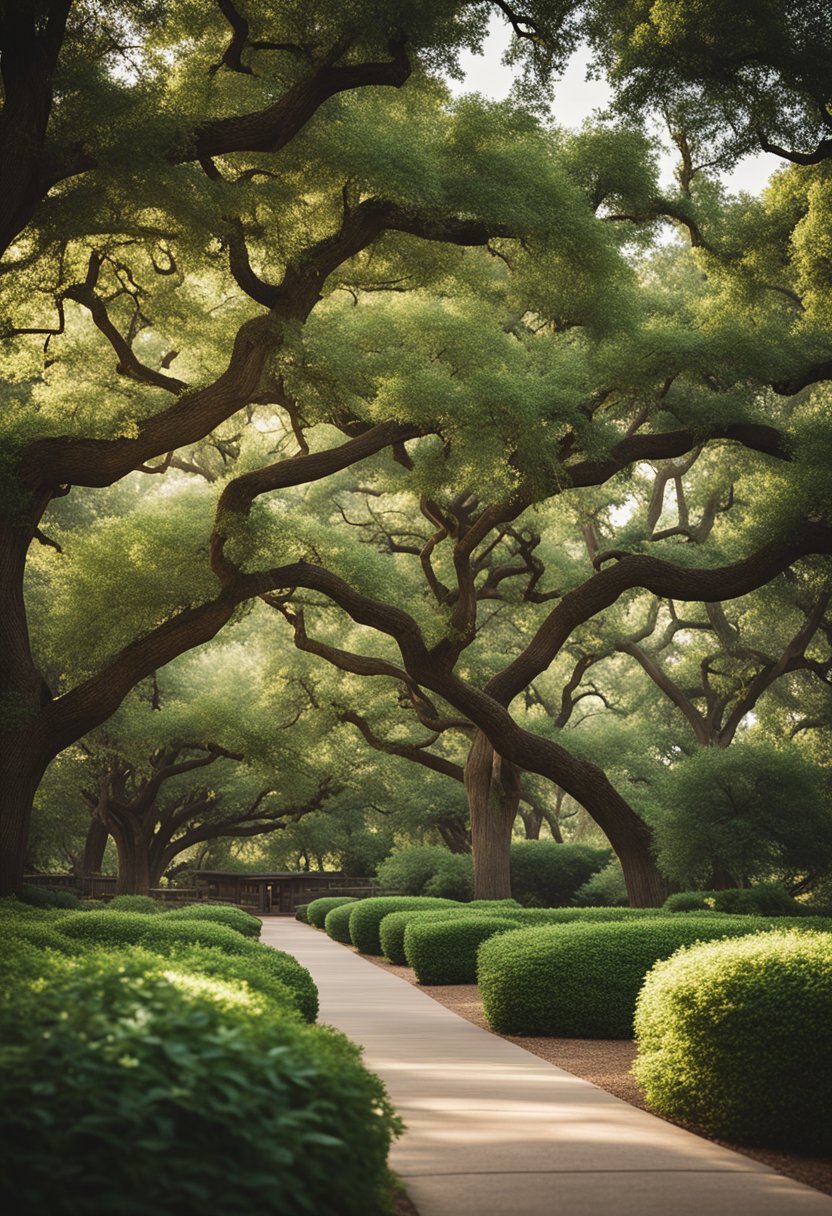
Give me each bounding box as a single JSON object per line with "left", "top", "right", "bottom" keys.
{"left": 663, "top": 885, "right": 804, "bottom": 917}
{"left": 423, "top": 853, "right": 475, "bottom": 900}
{"left": 649, "top": 744, "right": 832, "bottom": 890}
{"left": 56, "top": 910, "right": 158, "bottom": 948}
{"left": 349, "top": 897, "right": 461, "bottom": 955}
{"left": 306, "top": 896, "right": 357, "bottom": 929}
{"left": 156, "top": 944, "right": 304, "bottom": 1021}
{"left": 295, "top": 903, "right": 311, "bottom": 924}
{"left": 509, "top": 841, "right": 612, "bottom": 907}
{"left": 161, "top": 903, "right": 262, "bottom": 938}
{"left": 478, "top": 914, "right": 832, "bottom": 1038}
{"left": 573, "top": 859, "right": 628, "bottom": 907}
{"left": 0, "top": 946, "right": 398, "bottom": 1215}
{"left": 16, "top": 885, "right": 81, "bottom": 910}
{"left": 376, "top": 846, "right": 459, "bottom": 895}
{"left": 634, "top": 931, "right": 832, "bottom": 1151}
{"left": 325, "top": 902, "right": 359, "bottom": 944}
{"left": 379, "top": 908, "right": 478, "bottom": 965}
{"left": 404, "top": 916, "right": 522, "bottom": 984}
{"left": 108, "top": 895, "right": 161, "bottom": 914}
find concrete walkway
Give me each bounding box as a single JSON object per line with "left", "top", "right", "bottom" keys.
{"left": 259, "top": 919, "right": 832, "bottom": 1216}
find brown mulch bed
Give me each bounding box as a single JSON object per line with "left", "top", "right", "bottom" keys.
{"left": 366, "top": 953, "right": 832, "bottom": 1200}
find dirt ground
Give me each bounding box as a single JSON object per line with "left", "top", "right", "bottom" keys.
{"left": 367, "top": 954, "right": 832, "bottom": 1200}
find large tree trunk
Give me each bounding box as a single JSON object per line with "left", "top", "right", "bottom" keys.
{"left": 79, "top": 815, "right": 109, "bottom": 875}
{"left": 465, "top": 731, "right": 521, "bottom": 900}
{"left": 0, "top": 739, "right": 45, "bottom": 894}
{"left": 110, "top": 817, "right": 153, "bottom": 896}
{"left": 0, "top": 514, "right": 50, "bottom": 895}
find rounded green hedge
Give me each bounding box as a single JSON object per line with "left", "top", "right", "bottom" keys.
{"left": 325, "top": 902, "right": 357, "bottom": 943}
{"left": 294, "top": 903, "right": 311, "bottom": 924}
{"left": 16, "top": 884, "right": 81, "bottom": 910}
{"left": 161, "top": 903, "right": 262, "bottom": 938}
{"left": 306, "top": 896, "right": 357, "bottom": 929}
{"left": 0, "top": 948, "right": 398, "bottom": 1215}
{"left": 108, "top": 894, "right": 161, "bottom": 914}
{"left": 159, "top": 944, "right": 304, "bottom": 1020}
{"left": 379, "top": 908, "right": 474, "bottom": 965}
{"left": 478, "top": 915, "right": 832, "bottom": 1038}
{"left": 404, "top": 916, "right": 521, "bottom": 984}
{"left": 634, "top": 931, "right": 832, "bottom": 1151}
{"left": 349, "top": 897, "right": 460, "bottom": 955}
{"left": 54, "top": 909, "right": 320, "bottom": 1020}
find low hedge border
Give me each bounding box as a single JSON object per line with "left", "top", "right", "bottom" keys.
{"left": 478, "top": 914, "right": 832, "bottom": 1038}
{"left": 380, "top": 908, "right": 475, "bottom": 965}
{"left": 306, "top": 896, "right": 357, "bottom": 929}
{"left": 324, "top": 902, "right": 356, "bottom": 943}
{"left": 349, "top": 897, "right": 461, "bottom": 956}
{"left": 404, "top": 916, "right": 521, "bottom": 984}
{"left": 160, "top": 904, "right": 262, "bottom": 938}
{"left": 634, "top": 930, "right": 832, "bottom": 1152}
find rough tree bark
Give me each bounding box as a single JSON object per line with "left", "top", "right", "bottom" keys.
{"left": 465, "top": 731, "right": 521, "bottom": 899}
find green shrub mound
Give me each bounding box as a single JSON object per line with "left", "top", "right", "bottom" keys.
{"left": 509, "top": 841, "right": 611, "bottom": 907}
{"left": 376, "top": 846, "right": 456, "bottom": 895}
{"left": 325, "top": 902, "right": 358, "bottom": 943}
{"left": 405, "top": 916, "right": 521, "bottom": 984}
{"left": 56, "top": 909, "right": 159, "bottom": 947}
{"left": 4, "top": 918, "right": 84, "bottom": 956}
{"left": 573, "top": 859, "right": 628, "bottom": 907}
{"left": 161, "top": 903, "right": 262, "bottom": 938}
{"left": 160, "top": 944, "right": 304, "bottom": 1019}
{"left": 662, "top": 885, "right": 803, "bottom": 917}
{"left": 478, "top": 915, "right": 832, "bottom": 1038}
{"left": 0, "top": 949, "right": 398, "bottom": 1215}
{"left": 422, "top": 853, "right": 474, "bottom": 900}
{"left": 349, "top": 897, "right": 460, "bottom": 955}
{"left": 295, "top": 902, "right": 311, "bottom": 923}
{"left": 108, "top": 894, "right": 161, "bottom": 914}
{"left": 380, "top": 908, "right": 475, "bottom": 965}
{"left": 144, "top": 931, "right": 319, "bottom": 1022}
{"left": 634, "top": 931, "right": 832, "bottom": 1152}
{"left": 306, "top": 896, "right": 357, "bottom": 929}
{"left": 52, "top": 909, "right": 318, "bottom": 1020}
{"left": 17, "top": 884, "right": 81, "bottom": 910}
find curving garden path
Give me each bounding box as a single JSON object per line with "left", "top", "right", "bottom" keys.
{"left": 260, "top": 918, "right": 832, "bottom": 1216}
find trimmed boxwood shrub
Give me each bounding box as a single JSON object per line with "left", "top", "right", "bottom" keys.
{"left": 307, "top": 896, "right": 357, "bottom": 929}
{"left": 349, "top": 897, "right": 460, "bottom": 955}
{"left": 380, "top": 908, "right": 475, "bottom": 965}
{"left": 0, "top": 948, "right": 399, "bottom": 1215}
{"left": 161, "top": 903, "right": 261, "bottom": 938}
{"left": 663, "top": 885, "right": 803, "bottom": 916}
{"left": 295, "top": 903, "right": 311, "bottom": 924}
{"left": 634, "top": 931, "right": 832, "bottom": 1151}
{"left": 509, "top": 841, "right": 611, "bottom": 907}
{"left": 108, "top": 894, "right": 160, "bottom": 914}
{"left": 404, "top": 916, "right": 521, "bottom": 984}
{"left": 325, "top": 902, "right": 358, "bottom": 943}
{"left": 478, "top": 915, "right": 832, "bottom": 1038}
{"left": 56, "top": 910, "right": 159, "bottom": 947}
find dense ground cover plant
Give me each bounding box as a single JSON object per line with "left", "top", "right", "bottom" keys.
{"left": 478, "top": 915, "right": 832, "bottom": 1037}
{"left": 404, "top": 916, "right": 521, "bottom": 984}
{"left": 306, "top": 896, "right": 357, "bottom": 929}
{"left": 0, "top": 946, "right": 398, "bottom": 1215}
{"left": 634, "top": 931, "right": 832, "bottom": 1152}
{"left": 108, "top": 895, "right": 161, "bottom": 914}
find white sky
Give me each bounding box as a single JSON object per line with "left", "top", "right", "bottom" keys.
{"left": 448, "top": 22, "right": 780, "bottom": 198}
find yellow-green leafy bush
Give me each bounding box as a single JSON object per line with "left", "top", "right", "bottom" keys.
{"left": 478, "top": 915, "right": 832, "bottom": 1037}
{"left": 634, "top": 931, "right": 832, "bottom": 1151}
{"left": 0, "top": 948, "right": 398, "bottom": 1214}
{"left": 404, "top": 916, "right": 521, "bottom": 984}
